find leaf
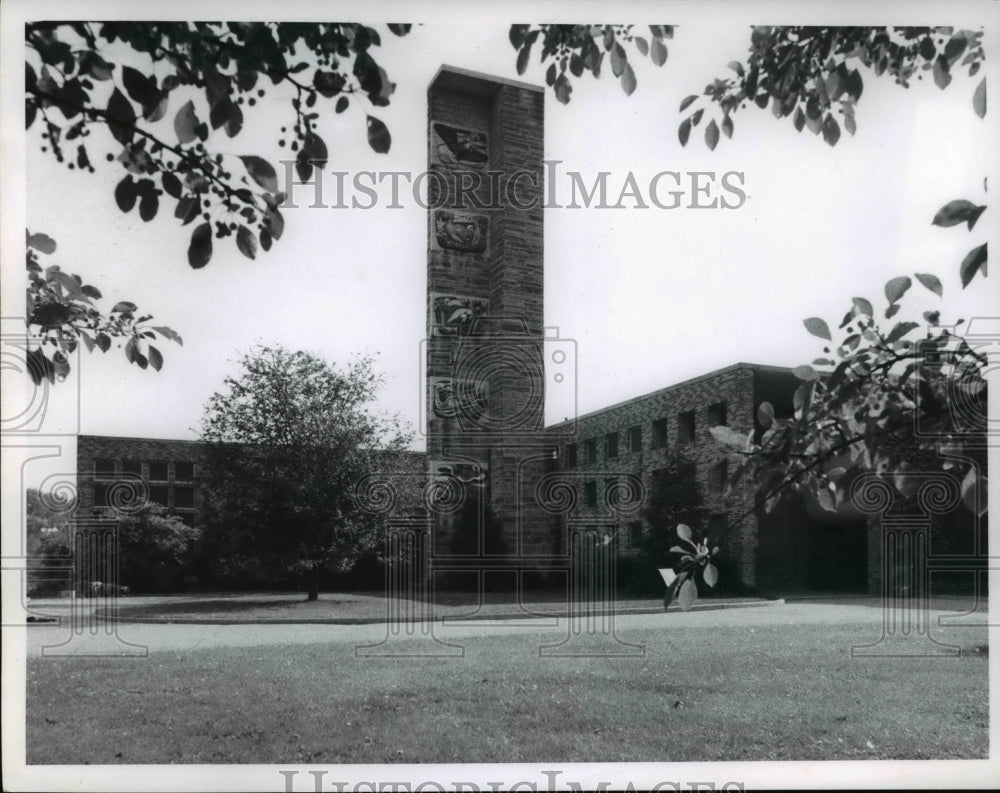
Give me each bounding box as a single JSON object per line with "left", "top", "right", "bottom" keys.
{"left": 677, "top": 118, "right": 691, "bottom": 147}
{"left": 610, "top": 42, "right": 626, "bottom": 77}
{"left": 633, "top": 36, "right": 648, "bottom": 56}
{"left": 174, "top": 195, "right": 200, "bottom": 225}
{"left": 659, "top": 568, "right": 677, "bottom": 588}
{"left": 803, "top": 317, "right": 831, "bottom": 340}
{"left": 677, "top": 578, "right": 697, "bottom": 611}
{"left": 138, "top": 189, "right": 158, "bottom": 222}
{"left": 112, "top": 301, "right": 137, "bottom": 314}
{"left": 914, "top": 272, "right": 943, "bottom": 297}
{"left": 885, "top": 303, "right": 901, "bottom": 320}
{"left": 959, "top": 243, "right": 987, "bottom": 288}
{"left": 961, "top": 467, "right": 987, "bottom": 516}
{"left": 885, "top": 321, "right": 919, "bottom": 343}
{"left": 80, "top": 284, "right": 102, "bottom": 299}
{"left": 727, "top": 61, "right": 744, "bottom": 77}
{"left": 366, "top": 115, "right": 391, "bottom": 154}
{"left": 817, "top": 488, "right": 836, "bottom": 512}
{"left": 884, "top": 275, "right": 912, "bottom": 304}
{"left": 703, "top": 562, "right": 718, "bottom": 588}
{"left": 335, "top": 96, "right": 349, "bottom": 114}
{"left": 676, "top": 524, "right": 692, "bottom": 542}
{"left": 151, "top": 326, "right": 183, "bottom": 346}
{"left": 679, "top": 94, "right": 698, "bottom": 112}
{"left": 841, "top": 297, "right": 875, "bottom": 318}
{"left": 757, "top": 401, "right": 774, "bottom": 428}
{"left": 388, "top": 23, "right": 411, "bottom": 37}
{"left": 161, "top": 171, "right": 182, "bottom": 199}
{"left": 933, "top": 55, "right": 951, "bottom": 89}
{"left": 187, "top": 222, "right": 213, "bottom": 269}
{"left": 27, "top": 232, "right": 57, "bottom": 254}
{"left": 844, "top": 114, "right": 857, "bottom": 136}
{"left": 649, "top": 36, "right": 668, "bottom": 67}
{"left": 704, "top": 119, "right": 720, "bottom": 151}
{"left": 515, "top": 45, "right": 531, "bottom": 76}
{"left": 122, "top": 66, "right": 155, "bottom": 107}
{"left": 793, "top": 106, "right": 805, "bottom": 132}
{"left": 932, "top": 199, "right": 977, "bottom": 227}
{"left": 721, "top": 114, "right": 733, "bottom": 139}
{"left": 620, "top": 63, "right": 636, "bottom": 96}
{"left": 822, "top": 113, "right": 841, "bottom": 146}
{"left": 793, "top": 365, "right": 819, "bottom": 381}
{"left": 236, "top": 225, "right": 257, "bottom": 260}
{"left": 147, "top": 345, "right": 163, "bottom": 372}
{"left": 973, "top": 77, "right": 986, "bottom": 119}
{"left": 709, "top": 426, "right": 745, "bottom": 448}
{"left": 106, "top": 88, "right": 135, "bottom": 145}
{"left": 174, "top": 99, "right": 199, "bottom": 145}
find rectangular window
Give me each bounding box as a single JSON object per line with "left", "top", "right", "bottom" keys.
{"left": 121, "top": 460, "right": 142, "bottom": 477}
{"left": 94, "top": 458, "right": 115, "bottom": 478}
{"left": 584, "top": 438, "right": 598, "bottom": 465}
{"left": 93, "top": 484, "right": 110, "bottom": 508}
{"left": 175, "top": 461, "right": 196, "bottom": 481}
{"left": 565, "top": 443, "right": 578, "bottom": 469}
{"left": 173, "top": 487, "right": 195, "bottom": 509}
{"left": 651, "top": 418, "right": 667, "bottom": 449}
{"left": 678, "top": 410, "right": 696, "bottom": 443}
{"left": 709, "top": 460, "right": 728, "bottom": 492}
{"left": 605, "top": 432, "right": 619, "bottom": 459}
{"left": 628, "top": 426, "right": 642, "bottom": 453}
{"left": 708, "top": 401, "right": 728, "bottom": 427}
{"left": 149, "top": 485, "right": 169, "bottom": 507}
{"left": 584, "top": 480, "right": 597, "bottom": 508}
{"left": 148, "top": 461, "right": 169, "bottom": 481}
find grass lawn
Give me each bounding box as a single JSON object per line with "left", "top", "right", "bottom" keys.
{"left": 27, "top": 614, "right": 988, "bottom": 764}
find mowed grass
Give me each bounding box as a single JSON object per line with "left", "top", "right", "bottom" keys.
{"left": 27, "top": 619, "right": 987, "bottom": 764}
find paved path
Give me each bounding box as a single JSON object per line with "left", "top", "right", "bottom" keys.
{"left": 20, "top": 599, "right": 989, "bottom": 657}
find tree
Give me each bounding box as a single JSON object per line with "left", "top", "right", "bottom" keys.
{"left": 25, "top": 488, "right": 74, "bottom": 596}
{"left": 25, "top": 21, "right": 409, "bottom": 380}
{"left": 198, "top": 344, "right": 412, "bottom": 600}
{"left": 115, "top": 504, "right": 201, "bottom": 592}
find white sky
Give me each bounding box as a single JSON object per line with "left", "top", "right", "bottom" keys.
{"left": 4, "top": 2, "right": 998, "bottom": 475}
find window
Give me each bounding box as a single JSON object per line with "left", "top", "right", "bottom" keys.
{"left": 148, "top": 461, "right": 169, "bottom": 481}
{"left": 708, "top": 401, "right": 728, "bottom": 427}
{"left": 94, "top": 458, "right": 115, "bottom": 478}
{"left": 628, "top": 426, "right": 642, "bottom": 453}
{"left": 651, "top": 418, "right": 667, "bottom": 449}
{"left": 709, "top": 460, "right": 728, "bottom": 492}
{"left": 175, "top": 461, "right": 196, "bottom": 481}
{"left": 584, "top": 480, "right": 597, "bottom": 508}
{"left": 174, "top": 487, "right": 195, "bottom": 509}
{"left": 678, "top": 410, "right": 696, "bottom": 443}
{"left": 628, "top": 521, "right": 643, "bottom": 548}
{"left": 565, "top": 443, "right": 578, "bottom": 469}
{"left": 606, "top": 432, "right": 619, "bottom": 459}
{"left": 122, "top": 460, "right": 142, "bottom": 477}
{"left": 149, "top": 485, "right": 169, "bottom": 506}
{"left": 584, "top": 438, "right": 598, "bottom": 465}
{"left": 93, "top": 484, "right": 110, "bottom": 507}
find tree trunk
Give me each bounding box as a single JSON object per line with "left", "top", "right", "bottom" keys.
{"left": 307, "top": 564, "right": 319, "bottom": 602}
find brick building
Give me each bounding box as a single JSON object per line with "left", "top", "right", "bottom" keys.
{"left": 70, "top": 66, "right": 871, "bottom": 596}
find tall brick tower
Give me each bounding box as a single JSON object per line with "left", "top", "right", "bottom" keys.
{"left": 425, "top": 66, "right": 553, "bottom": 578}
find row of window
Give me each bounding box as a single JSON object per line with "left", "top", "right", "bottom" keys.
{"left": 564, "top": 402, "right": 727, "bottom": 467}
{"left": 575, "top": 461, "right": 729, "bottom": 511}
{"left": 92, "top": 483, "right": 196, "bottom": 511}
{"left": 93, "top": 459, "right": 196, "bottom": 482}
